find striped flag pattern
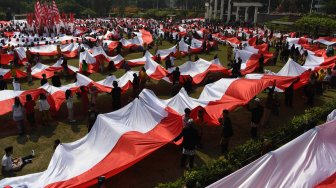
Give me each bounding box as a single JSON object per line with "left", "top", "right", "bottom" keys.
{"left": 52, "top": 0, "right": 60, "bottom": 24}
{"left": 34, "top": 0, "right": 61, "bottom": 29}
{"left": 34, "top": 0, "right": 42, "bottom": 27}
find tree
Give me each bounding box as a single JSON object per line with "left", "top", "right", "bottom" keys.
{"left": 323, "top": 0, "right": 336, "bottom": 14}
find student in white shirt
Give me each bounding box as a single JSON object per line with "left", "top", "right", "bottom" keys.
{"left": 12, "top": 77, "right": 21, "bottom": 91}
{"left": 2, "top": 146, "right": 35, "bottom": 176}
{"left": 170, "top": 53, "right": 175, "bottom": 67}
{"left": 12, "top": 97, "right": 24, "bottom": 135}
{"left": 38, "top": 93, "right": 51, "bottom": 125}
{"left": 65, "top": 89, "right": 76, "bottom": 123}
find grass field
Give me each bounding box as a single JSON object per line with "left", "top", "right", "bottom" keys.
{"left": 0, "top": 41, "right": 335, "bottom": 187}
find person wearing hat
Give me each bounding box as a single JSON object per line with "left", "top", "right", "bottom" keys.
{"left": 2, "top": 146, "right": 35, "bottom": 176}
{"left": 173, "top": 119, "right": 199, "bottom": 169}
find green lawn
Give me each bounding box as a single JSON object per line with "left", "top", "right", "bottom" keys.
{"left": 0, "top": 41, "right": 335, "bottom": 188}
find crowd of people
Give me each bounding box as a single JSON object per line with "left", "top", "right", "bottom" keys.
{"left": 0, "top": 17, "right": 336, "bottom": 175}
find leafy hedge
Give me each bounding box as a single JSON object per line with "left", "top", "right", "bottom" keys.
{"left": 294, "top": 15, "right": 336, "bottom": 36}
{"left": 157, "top": 99, "right": 336, "bottom": 188}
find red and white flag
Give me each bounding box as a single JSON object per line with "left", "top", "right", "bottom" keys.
{"left": 34, "top": 0, "right": 42, "bottom": 27}
{"left": 52, "top": 0, "right": 60, "bottom": 24}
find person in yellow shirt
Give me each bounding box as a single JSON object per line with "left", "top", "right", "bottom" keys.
{"left": 139, "top": 67, "right": 149, "bottom": 90}
{"left": 317, "top": 69, "right": 326, "bottom": 94}
{"left": 318, "top": 69, "right": 326, "bottom": 81}
{"left": 9, "top": 61, "right": 16, "bottom": 78}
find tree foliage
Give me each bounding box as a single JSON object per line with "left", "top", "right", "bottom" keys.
{"left": 323, "top": 0, "right": 336, "bottom": 14}
{"left": 294, "top": 15, "right": 336, "bottom": 36}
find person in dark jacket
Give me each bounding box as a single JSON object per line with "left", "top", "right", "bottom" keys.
{"left": 51, "top": 72, "right": 61, "bottom": 87}
{"left": 111, "top": 81, "right": 122, "bottom": 110}
{"left": 174, "top": 119, "right": 199, "bottom": 169}
{"left": 305, "top": 74, "right": 317, "bottom": 107}
{"left": 167, "top": 67, "right": 181, "bottom": 85}
{"left": 40, "top": 74, "right": 48, "bottom": 86}
{"left": 248, "top": 98, "right": 263, "bottom": 139}
{"left": 261, "top": 81, "right": 276, "bottom": 127}
{"left": 87, "top": 104, "right": 99, "bottom": 132}
{"left": 61, "top": 58, "right": 68, "bottom": 76}
{"left": 285, "top": 78, "right": 299, "bottom": 107}
{"left": 0, "top": 75, "right": 7, "bottom": 90}
{"left": 219, "top": 110, "right": 233, "bottom": 154}
{"left": 165, "top": 55, "right": 172, "bottom": 69}
{"left": 132, "top": 73, "right": 140, "bottom": 98}
{"left": 183, "top": 76, "right": 193, "bottom": 93}
{"left": 236, "top": 57, "right": 242, "bottom": 77}
{"left": 116, "top": 42, "right": 122, "bottom": 54}
{"left": 258, "top": 54, "right": 264, "bottom": 73}
{"left": 108, "top": 61, "right": 116, "bottom": 72}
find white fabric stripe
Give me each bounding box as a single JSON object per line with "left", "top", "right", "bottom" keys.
{"left": 167, "top": 58, "right": 212, "bottom": 77}
{"left": 303, "top": 54, "right": 325, "bottom": 69}
{"left": 30, "top": 45, "right": 57, "bottom": 53}
{"left": 234, "top": 49, "right": 254, "bottom": 70}
{"left": 156, "top": 45, "right": 177, "bottom": 58}
{"left": 144, "top": 54, "right": 162, "bottom": 76}
{"left": 0, "top": 89, "right": 169, "bottom": 187}
{"left": 0, "top": 90, "right": 24, "bottom": 101}
{"left": 198, "top": 78, "right": 237, "bottom": 102}
{"left": 207, "top": 120, "right": 336, "bottom": 188}
{"left": 31, "top": 63, "right": 50, "bottom": 75}
{"left": 277, "top": 58, "right": 307, "bottom": 77}
{"left": 0, "top": 68, "right": 10, "bottom": 76}
{"left": 97, "top": 71, "right": 139, "bottom": 88}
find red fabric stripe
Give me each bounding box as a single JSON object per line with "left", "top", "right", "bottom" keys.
{"left": 192, "top": 64, "right": 229, "bottom": 84}
{"left": 201, "top": 79, "right": 273, "bottom": 125}
{"left": 0, "top": 89, "right": 44, "bottom": 116}
{"left": 149, "top": 66, "right": 168, "bottom": 80}
{"left": 0, "top": 54, "right": 14, "bottom": 65}
{"left": 62, "top": 50, "right": 78, "bottom": 58}
{"left": 45, "top": 107, "right": 182, "bottom": 188}
{"left": 47, "top": 91, "right": 65, "bottom": 113}
{"left": 315, "top": 172, "right": 336, "bottom": 188}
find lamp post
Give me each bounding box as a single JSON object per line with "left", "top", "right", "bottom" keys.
{"left": 226, "top": 0, "right": 232, "bottom": 24}
{"left": 310, "top": 0, "right": 314, "bottom": 14}
{"left": 205, "top": 2, "right": 209, "bottom": 21}
{"left": 268, "top": 0, "right": 270, "bottom": 14}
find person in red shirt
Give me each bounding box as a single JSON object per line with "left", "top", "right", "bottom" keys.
{"left": 24, "top": 94, "right": 36, "bottom": 128}
{"left": 78, "top": 86, "right": 89, "bottom": 115}
{"left": 194, "top": 108, "right": 206, "bottom": 148}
